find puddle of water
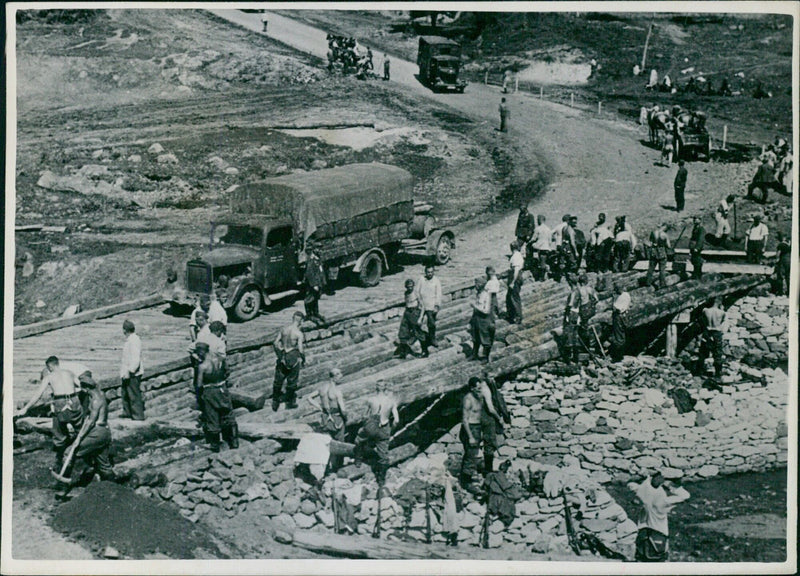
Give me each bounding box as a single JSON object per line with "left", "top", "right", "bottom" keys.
{"left": 516, "top": 61, "right": 592, "bottom": 85}
{"left": 279, "top": 126, "right": 418, "bottom": 151}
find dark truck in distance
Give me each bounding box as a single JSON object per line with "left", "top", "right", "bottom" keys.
{"left": 166, "top": 163, "right": 455, "bottom": 321}
{"left": 417, "top": 36, "right": 467, "bottom": 93}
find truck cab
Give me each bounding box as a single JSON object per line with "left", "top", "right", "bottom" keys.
{"left": 168, "top": 216, "right": 300, "bottom": 321}
{"left": 418, "top": 36, "right": 467, "bottom": 93}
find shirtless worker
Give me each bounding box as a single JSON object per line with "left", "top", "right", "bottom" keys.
{"left": 354, "top": 381, "right": 399, "bottom": 487}
{"left": 459, "top": 376, "right": 503, "bottom": 494}
{"left": 53, "top": 372, "right": 117, "bottom": 492}
{"left": 195, "top": 341, "right": 238, "bottom": 452}
{"left": 695, "top": 297, "right": 726, "bottom": 380}
{"left": 17, "top": 356, "right": 85, "bottom": 473}
{"left": 312, "top": 368, "right": 349, "bottom": 470}
{"left": 273, "top": 311, "right": 306, "bottom": 411}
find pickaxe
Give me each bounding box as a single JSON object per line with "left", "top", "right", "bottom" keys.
{"left": 50, "top": 437, "right": 81, "bottom": 484}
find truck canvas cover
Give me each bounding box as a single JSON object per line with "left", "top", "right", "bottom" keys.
{"left": 230, "top": 163, "right": 414, "bottom": 247}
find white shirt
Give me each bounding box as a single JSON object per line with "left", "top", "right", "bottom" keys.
{"left": 120, "top": 332, "right": 143, "bottom": 378}
{"left": 415, "top": 276, "right": 443, "bottom": 311}
{"left": 474, "top": 290, "right": 491, "bottom": 315}
{"left": 747, "top": 223, "right": 769, "bottom": 242}
{"left": 208, "top": 300, "right": 228, "bottom": 326}
{"left": 197, "top": 330, "right": 227, "bottom": 357}
{"left": 615, "top": 229, "right": 637, "bottom": 250}
{"left": 509, "top": 251, "right": 524, "bottom": 271}
{"left": 613, "top": 291, "right": 631, "bottom": 314}
{"left": 633, "top": 477, "right": 690, "bottom": 536}
{"left": 531, "top": 224, "right": 553, "bottom": 251}
{"left": 485, "top": 276, "right": 500, "bottom": 296}
{"left": 591, "top": 224, "right": 612, "bottom": 245}
{"left": 718, "top": 199, "right": 730, "bottom": 216}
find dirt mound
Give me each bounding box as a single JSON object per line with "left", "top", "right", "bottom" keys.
{"left": 50, "top": 481, "right": 227, "bottom": 559}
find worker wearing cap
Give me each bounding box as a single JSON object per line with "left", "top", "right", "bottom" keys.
{"left": 195, "top": 341, "right": 238, "bottom": 452}
{"left": 16, "top": 356, "right": 85, "bottom": 473}
{"left": 744, "top": 215, "right": 769, "bottom": 264}
{"left": 505, "top": 241, "right": 525, "bottom": 324}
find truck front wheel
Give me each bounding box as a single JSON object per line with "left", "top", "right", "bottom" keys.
{"left": 434, "top": 235, "right": 452, "bottom": 265}
{"left": 359, "top": 253, "right": 383, "bottom": 287}
{"left": 233, "top": 287, "right": 262, "bottom": 321}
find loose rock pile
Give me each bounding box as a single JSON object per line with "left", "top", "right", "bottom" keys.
{"left": 721, "top": 295, "right": 789, "bottom": 365}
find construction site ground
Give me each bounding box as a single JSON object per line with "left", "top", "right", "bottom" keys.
{"left": 10, "top": 8, "right": 794, "bottom": 563}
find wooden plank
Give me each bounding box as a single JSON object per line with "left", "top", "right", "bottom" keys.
{"left": 290, "top": 530, "right": 473, "bottom": 560}
{"left": 14, "top": 294, "right": 166, "bottom": 339}
{"left": 673, "top": 248, "right": 777, "bottom": 259}
{"left": 631, "top": 261, "right": 772, "bottom": 275}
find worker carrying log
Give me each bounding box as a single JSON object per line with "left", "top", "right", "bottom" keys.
{"left": 354, "top": 381, "right": 398, "bottom": 487}
{"left": 628, "top": 472, "right": 690, "bottom": 562}
{"left": 273, "top": 311, "right": 306, "bottom": 412}
{"left": 694, "top": 297, "right": 726, "bottom": 380}
{"left": 459, "top": 376, "right": 504, "bottom": 494}
{"left": 195, "top": 341, "right": 238, "bottom": 452}
{"left": 16, "top": 356, "right": 88, "bottom": 474}
{"left": 52, "top": 371, "right": 117, "bottom": 493}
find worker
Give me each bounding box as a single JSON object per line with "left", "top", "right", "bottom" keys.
{"left": 195, "top": 341, "right": 238, "bottom": 452}
{"left": 485, "top": 266, "right": 501, "bottom": 320}
{"left": 612, "top": 216, "right": 636, "bottom": 272}
{"left": 120, "top": 319, "right": 145, "bottom": 420}
{"left": 562, "top": 277, "right": 582, "bottom": 364}
{"left": 469, "top": 277, "right": 494, "bottom": 363}
{"left": 354, "top": 381, "right": 398, "bottom": 487}
{"left": 189, "top": 296, "right": 212, "bottom": 342}
{"left": 395, "top": 279, "right": 428, "bottom": 359}
{"left": 304, "top": 244, "right": 327, "bottom": 326}
{"left": 499, "top": 97, "right": 510, "bottom": 132}
{"left": 744, "top": 215, "right": 769, "bottom": 264}
{"left": 646, "top": 223, "right": 672, "bottom": 290}
{"left": 610, "top": 283, "right": 630, "bottom": 362}
{"left": 382, "top": 54, "right": 390, "bottom": 81}
{"left": 688, "top": 215, "right": 705, "bottom": 279}
{"left": 208, "top": 290, "right": 228, "bottom": 328}
{"left": 313, "top": 368, "right": 349, "bottom": 470}
{"left": 530, "top": 214, "right": 553, "bottom": 280}
{"left": 628, "top": 472, "right": 690, "bottom": 562}
{"left": 661, "top": 123, "right": 675, "bottom": 167}
{"left": 694, "top": 297, "right": 726, "bottom": 379}
{"left": 674, "top": 159, "right": 687, "bottom": 212}
{"left": 505, "top": 241, "right": 525, "bottom": 324}
{"left": 415, "top": 264, "right": 443, "bottom": 350}
{"left": 16, "top": 356, "right": 85, "bottom": 474}
{"left": 53, "top": 372, "right": 117, "bottom": 493}
{"left": 260, "top": 11, "right": 269, "bottom": 32}
{"left": 714, "top": 194, "right": 735, "bottom": 248}
{"left": 747, "top": 156, "right": 778, "bottom": 203}
{"left": 502, "top": 69, "right": 512, "bottom": 93}
{"left": 569, "top": 215, "right": 586, "bottom": 273}
{"left": 576, "top": 274, "right": 599, "bottom": 351}
{"left": 555, "top": 216, "right": 578, "bottom": 279}
{"left": 459, "top": 376, "right": 503, "bottom": 494}
{"left": 588, "top": 213, "right": 613, "bottom": 273}
{"left": 514, "top": 202, "right": 536, "bottom": 252}
{"left": 273, "top": 311, "right": 306, "bottom": 411}
{"left": 773, "top": 232, "right": 791, "bottom": 296}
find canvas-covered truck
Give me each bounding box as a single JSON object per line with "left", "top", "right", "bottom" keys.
{"left": 418, "top": 36, "right": 467, "bottom": 93}
{"left": 165, "top": 163, "right": 455, "bottom": 321}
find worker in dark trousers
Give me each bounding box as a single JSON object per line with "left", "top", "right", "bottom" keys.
{"left": 273, "top": 311, "right": 306, "bottom": 411}
{"left": 562, "top": 277, "right": 582, "bottom": 364}
{"left": 505, "top": 241, "right": 525, "bottom": 324}
{"left": 646, "top": 223, "right": 671, "bottom": 290}
{"left": 610, "top": 283, "right": 630, "bottom": 362}
{"left": 195, "top": 342, "right": 238, "bottom": 452}
{"left": 774, "top": 232, "right": 791, "bottom": 296}
{"left": 695, "top": 298, "right": 726, "bottom": 379}
{"left": 395, "top": 279, "right": 429, "bottom": 358}
{"left": 499, "top": 97, "right": 510, "bottom": 132}
{"left": 688, "top": 215, "right": 705, "bottom": 279}
{"left": 674, "top": 160, "right": 688, "bottom": 212}
{"left": 304, "top": 244, "right": 327, "bottom": 326}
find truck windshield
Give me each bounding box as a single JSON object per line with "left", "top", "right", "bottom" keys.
{"left": 217, "top": 225, "right": 263, "bottom": 247}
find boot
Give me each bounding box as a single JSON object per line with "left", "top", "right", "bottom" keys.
{"left": 285, "top": 394, "right": 298, "bottom": 410}
{"left": 481, "top": 346, "right": 492, "bottom": 364}
{"left": 420, "top": 343, "right": 429, "bottom": 358}
{"left": 468, "top": 341, "right": 480, "bottom": 361}
{"left": 205, "top": 431, "right": 221, "bottom": 453}
{"left": 483, "top": 453, "right": 495, "bottom": 475}
{"left": 222, "top": 422, "right": 239, "bottom": 449}
{"left": 394, "top": 344, "right": 409, "bottom": 359}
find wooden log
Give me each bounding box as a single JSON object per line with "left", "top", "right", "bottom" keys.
{"left": 290, "top": 530, "right": 469, "bottom": 559}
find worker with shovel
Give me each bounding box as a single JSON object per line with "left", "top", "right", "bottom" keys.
{"left": 51, "top": 372, "right": 116, "bottom": 491}
{"left": 16, "top": 356, "right": 86, "bottom": 475}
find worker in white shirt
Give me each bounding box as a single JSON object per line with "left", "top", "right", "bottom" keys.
{"left": 628, "top": 472, "right": 690, "bottom": 562}
{"left": 208, "top": 291, "right": 228, "bottom": 328}
{"left": 415, "top": 264, "right": 443, "bottom": 349}
{"left": 744, "top": 215, "right": 769, "bottom": 263}
{"left": 610, "top": 282, "right": 630, "bottom": 362}
{"left": 530, "top": 215, "right": 553, "bottom": 281}
{"left": 505, "top": 241, "right": 525, "bottom": 324}
{"left": 468, "top": 277, "right": 494, "bottom": 363}
{"left": 189, "top": 296, "right": 211, "bottom": 342}
{"left": 588, "top": 213, "right": 614, "bottom": 272}
{"left": 120, "top": 319, "right": 145, "bottom": 420}
{"left": 714, "top": 194, "right": 735, "bottom": 247}
{"left": 612, "top": 216, "right": 637, "bottom": 272}
{"left": 485, "top": 266, "right": 501, "bottom": 319}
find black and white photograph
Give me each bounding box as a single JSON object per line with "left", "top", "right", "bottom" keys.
{"left": 3, "top": 2, "right": 797, "bottom": 573}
